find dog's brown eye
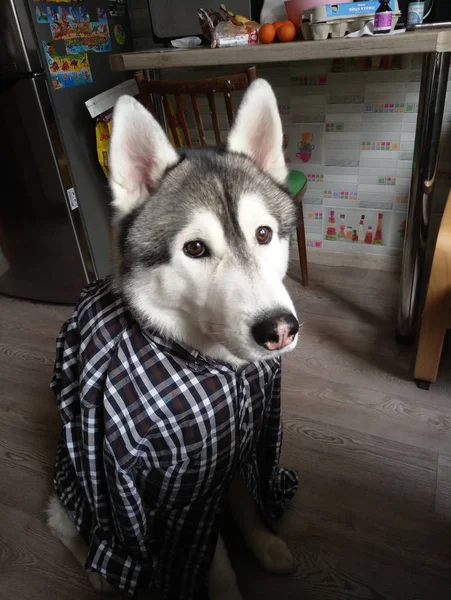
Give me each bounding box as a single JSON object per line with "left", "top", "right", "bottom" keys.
{"left": 183, "top": 240, "right": 208, "bottom": 258}
{"left": 256, "top": 226, "right": 273, "bottom": 245}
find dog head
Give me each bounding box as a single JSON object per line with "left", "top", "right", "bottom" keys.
{"left": 109, "top": 79, "right": 300, "bottom": 365}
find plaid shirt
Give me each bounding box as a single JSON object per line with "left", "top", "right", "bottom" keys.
{"left": 51, "top": 278, "right": 298, "bottom": 600}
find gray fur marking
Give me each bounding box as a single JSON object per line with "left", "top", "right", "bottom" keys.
{"left": 119, "top": 149, "right": 297, "bottom": 274}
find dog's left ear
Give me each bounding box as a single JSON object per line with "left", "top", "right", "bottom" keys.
{"left": 227, "top": 79, "right": 287, "bottom": 184}
{"left": 109, "top": 95, "right": 179, "bottom": 217}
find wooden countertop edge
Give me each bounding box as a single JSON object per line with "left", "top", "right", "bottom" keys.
{"left": 437, "top": 30, "right": 451, "bottom": 54}
{"left": 110, "top": 30, "right": 451, "bottom": 72}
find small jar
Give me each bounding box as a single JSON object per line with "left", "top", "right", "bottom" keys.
{"left": 407, "top": 2, "right": 425, "bottom": 26}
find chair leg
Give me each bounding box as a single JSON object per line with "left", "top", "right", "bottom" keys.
{"left": 414, "top": 252, "right": 450, "bottom": 385}
{"left": 296, "top": 200, "right": 309, "bottom": 287}
{"left": 414, "top": 312, "right": 447, "bottom": 386}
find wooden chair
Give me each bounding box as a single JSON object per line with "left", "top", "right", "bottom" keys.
{"left": 287, "top": 170, "right": 308, "bottom": 286}
{"left": 414, "top": 189, "right": 451, "bottom": 389}
{"left": 134, "top": 67, "right": 308, "bottom": 285}
{"left": 134, "top": 67, "right": 258, "bottom": 147}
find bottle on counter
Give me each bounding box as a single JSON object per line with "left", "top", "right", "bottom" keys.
{"left": 338, "top": 214, "right": 346, "bottom": 241}
{"left": 373, "top": 213, "right": 384, "bottom": 245}
{"left": 326, "top": 210, "right": 337, "bottom": 241}
{"left": 358, "top": 215, "right": 366, "bottom": 244}
{"left": 374, "top": 0, "right": 393, "bottom": 34}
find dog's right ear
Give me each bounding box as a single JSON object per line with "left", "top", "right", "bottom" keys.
{"left": 227, "top": 79, "right": 287, "bottom": 184}
{"left": 109, "top": 95, "right": 179, "bottom": 217}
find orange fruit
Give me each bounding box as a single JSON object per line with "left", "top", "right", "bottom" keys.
{"left": 259, "top": 23, "right": 276, "bottom": 44}
{"left": 273, "top": 20, "right": 286, "bottom": 30}
{"left": 276, "top": 20, "right": 297, "bottom": 42}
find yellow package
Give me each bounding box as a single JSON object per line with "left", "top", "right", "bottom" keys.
{"left": 95, "top": 100, "right": 183, "bottom": 178}
{"left": 166, "top": 99, "right": 184, "bottom": 148}
{"left": 96, "top": 109, "right": 113, "bottom": 177}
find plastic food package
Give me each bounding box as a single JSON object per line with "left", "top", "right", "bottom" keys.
{"left": 198, "top": 8, "right": 226, "bottom": 41}
{"left": 198, "top": 7, "right": 259, "bottom": 48}
{"left": 211, "top": 21, "right": 259, "bottom": 47}
{"left": 170, "top": 36, "right": 202, "bottom": 48}
{"left": 95, "top": 109, "right": 112, "bottom": 177}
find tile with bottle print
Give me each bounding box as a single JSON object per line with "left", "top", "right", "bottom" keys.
{"left": 323, "top": 208, "right": 389, "bottom": 249}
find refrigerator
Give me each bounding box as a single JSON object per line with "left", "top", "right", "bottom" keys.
{"left": 0, "top": 0, "right": 133, "bottom": 303}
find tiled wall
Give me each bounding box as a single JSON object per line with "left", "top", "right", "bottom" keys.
{"left": 258, "top": 56, "right": 451, "bottom": 266}
{"left": 161, "top": 54, "right": 451, "bottom": 269}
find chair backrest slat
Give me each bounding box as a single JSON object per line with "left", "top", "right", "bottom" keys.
{"left": 191, "top": 93, "right": 207, "bottom": 147}
{"left": 207, "top": 92, "right": 221, "bottom": 145}
{"left": 174, "top": 94, "right": 192, "bottom": 148}
{"left": 224, "top": 92, "right": 234, "bottom": 127}
{"left": 161, "top": 93, "right": 179, "bottom": 147}
{"left": 133, "top": 67, "right": 256, "bottom": 149}
{"left": 134, "top": 70, "right": 156, "bottom": 117}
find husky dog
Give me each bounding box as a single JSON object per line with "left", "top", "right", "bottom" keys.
{"left": 47, "top": 79, "right": 300, "bottom": 600}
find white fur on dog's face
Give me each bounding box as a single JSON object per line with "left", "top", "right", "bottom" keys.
{"left": 110, "top": 80, "right": 299, "bottom": 365}
{"left": 128, "top": 197, "right": 296, "bottom": 364}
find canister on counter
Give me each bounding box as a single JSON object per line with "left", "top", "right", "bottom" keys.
{"left": 407, "top": 2, "right": 425, "bottom": 26}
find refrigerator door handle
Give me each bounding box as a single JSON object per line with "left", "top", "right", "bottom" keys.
{"left": 1, "top": 71, "right": 45, "bottom": 80}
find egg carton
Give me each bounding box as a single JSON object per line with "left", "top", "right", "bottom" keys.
{"left": 301, "top": 0, "right": 401, "bottom": 40}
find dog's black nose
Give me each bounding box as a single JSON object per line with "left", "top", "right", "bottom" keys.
{"left": 251, "top": 312, "right": 299, "bottom": 351}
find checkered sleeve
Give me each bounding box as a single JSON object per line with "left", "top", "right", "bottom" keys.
{"left": 240, "top": 361, "right": 299, "bottom": 521}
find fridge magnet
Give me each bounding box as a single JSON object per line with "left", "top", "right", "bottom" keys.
{"left": 35, "top": 6, "right": 51, "bottom": 23}
{"left": 42, "top": 41, "right": 93, "bottom": 90}
{"left": 50, "top": 8, "right": 111, "bottom": 54}
{"left": 109, "top": 0, "right": 127, "bottom": 17}
{"left": 117, "top": 0, "right": 127, "bottom": 17}
{"left": 114, "top": 24, "right": 126, "bottom": 45}
{"left": 108, "top": 0, "right": 118, "bottom": 16}
{"left": 49, "top": 6, "right": 90, "bottom": 40}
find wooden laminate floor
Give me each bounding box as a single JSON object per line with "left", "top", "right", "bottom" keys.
{"left": 1, "top": 264, "right": 451, "bottom": 600}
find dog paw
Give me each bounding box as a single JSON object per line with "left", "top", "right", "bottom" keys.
{"left": 252, "top": 535, "right": 296, "bottom": 575}
{"left": 88, "top": 572, "right": 116, "bottom": 593}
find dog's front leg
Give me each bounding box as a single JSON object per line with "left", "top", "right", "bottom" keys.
{"left": 208, "top": 534, "right": 243, "bottom": 600}
{"left": 228, "top": 475, "right": 296, "bottom": 575}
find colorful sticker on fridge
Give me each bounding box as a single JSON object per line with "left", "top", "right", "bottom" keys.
{"left": 49, "top": 8, "right": 111, "bottom": 53}
{"left": 35, "top": 6, "right": 51, "bottom": 23}
{"left": 42, "top": 41, "right": 92, "bottom": 90}
{"left": 114, "top": 24, "right": 126, "bottom": 45}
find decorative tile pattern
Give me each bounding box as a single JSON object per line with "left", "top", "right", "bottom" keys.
{"left": 165, "top": 58, "right": 451, "bottom": 260}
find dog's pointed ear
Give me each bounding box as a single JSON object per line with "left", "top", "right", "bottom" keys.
{"left": 227, "top": 79, "right": 287, "bottom": 184}
{"left": 109, "top": 95, "right": 179, "bottom": 217}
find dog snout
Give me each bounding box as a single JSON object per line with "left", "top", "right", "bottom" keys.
{"left": 251, "top": 312, "right": 299, "bottom": 351}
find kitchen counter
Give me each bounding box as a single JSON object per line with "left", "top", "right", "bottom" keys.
{"left": 110, "top": 29, "right": 451, "bottom": 71}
